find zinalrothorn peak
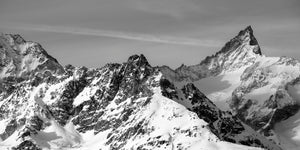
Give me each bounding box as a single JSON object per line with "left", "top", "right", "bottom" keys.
{"left": 214, "top": 25, "right": 262, "bottom": 57}
{"left": 160, "top": 26, "right": 263, "bottom": 82}
{"left": 237, "top": 25, "right": 262, "bottom": 55}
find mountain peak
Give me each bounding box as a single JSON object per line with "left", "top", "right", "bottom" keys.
{"left": 207, "top": 25, "right": 262, "bottom": 59}
{"left": 127, "top": 54, "right": 150, "bottom": 67}
{"left": 240, "top": 25, "right": 253, "bottom": 35}
{"left": 0, "top": 33, "right": 64, "bottom": 78}
{"left": 3, "top": 34, "right": 26, "bottom": 45}
{"left": 237, "top": 25, "right": 262, "bottom": 55}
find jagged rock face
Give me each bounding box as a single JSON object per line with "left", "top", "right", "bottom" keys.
{"left": 0, "top": 53, "right": 160, "bottom": 149}
{"left": 0, "top": 34, "right": 280, "bottom": 150}
{"left": 159, "top": 78, "right": 279, "bottom": 149}
{"left": 160, "top": 26, "right": 261, "bottom": 81}
{"left": 230, "top": 57, "right": 300, "bottom": 136}
{"left": 0, "top": 34, "right": 64, "bottom": 79}
{"left": 159, "top": 26, "right": 300, "bottom": 149}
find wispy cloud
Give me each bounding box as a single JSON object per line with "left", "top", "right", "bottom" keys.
{"left": 1, "top": 23, "right": 222, "bottom": 47}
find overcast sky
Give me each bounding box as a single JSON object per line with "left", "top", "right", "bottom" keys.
{"left": 0, "top": 0, "right": 299, "bottom": 68}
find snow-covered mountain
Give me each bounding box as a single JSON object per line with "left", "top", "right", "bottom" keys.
{"left": 0, "top": 34, "right": 64, "bottom": 79}
{"left": 0, "top": 33, "right": 281, "bottom": 150}
{"left": 160, "top": 26, "right": 262, "bottom": 82}
{"left": 161, "top": 26, "right": 300, "bottom": 150}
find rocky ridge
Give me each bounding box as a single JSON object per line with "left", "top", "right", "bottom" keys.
{"left": 160, "top": 26, "right": 300, "bottom": 149}
{"left": 0, "top": 33, "right": 281, "bottom": 149}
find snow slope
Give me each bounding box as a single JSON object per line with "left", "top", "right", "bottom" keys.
{"left": 160, "top": 26, "right": 300, "bottom": 150}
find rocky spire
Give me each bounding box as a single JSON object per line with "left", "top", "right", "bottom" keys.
{"left": 212, "top": 25, "right": 261, "bottom": 57}
{"left": 127, "top": 54, "right": 150, "bottom": 67}
{"left": 125, "top": 54, "right": 153, "bottom": 80}
{"left": 236, "top": 25, "right": 262, "bottom": 55}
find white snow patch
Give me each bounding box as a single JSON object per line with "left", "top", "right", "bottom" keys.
{"left": 32, "top": 120, "right": 82, "bottom": 149}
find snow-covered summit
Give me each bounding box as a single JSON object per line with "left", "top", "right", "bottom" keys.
{"left": 212, "top": 25, "right": 261, "bottom": 57}
{"left": 0, "top": 33, "right": 64, "bottom": 79}
{"left": 160, "top": 26, "right": 262, "bottom": 82}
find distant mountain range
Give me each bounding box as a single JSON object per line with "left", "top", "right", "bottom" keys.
{"left": 1, "top": 26, "right": 299, "bottom": 150}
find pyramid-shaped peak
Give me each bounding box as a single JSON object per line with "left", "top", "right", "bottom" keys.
{"left": 239, "top": 25, "right": 253, "bottom": 35}
{"left": 237, "top": 26, "right": 261, "bottom": 50}
{"left": 198, "top": 26, "right": 262, "bottom": 68}
{"left": 237, "top": 25, "right": 255, "bottom": 41}
{"left": 212, "top": 25, "right": 262, "bottom": 56}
